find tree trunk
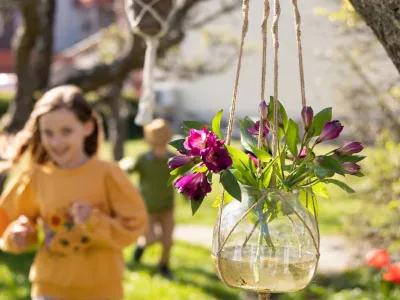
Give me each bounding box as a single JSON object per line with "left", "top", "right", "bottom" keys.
{"left": 104, "top": 80, "right": 126, "bottom": 161}
{"left": 349, "top": 0, "right": 400, "bottom": 74}
{"left": 32, "top": 0, "right": 56, "bottom": 93}
{"left": 1, "top": 1, "right": 41, "bottom": 133}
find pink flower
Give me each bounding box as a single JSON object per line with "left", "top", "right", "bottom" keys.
{"left": 342, "top": 162, "right": 361, "bottom": 175}
{"left": 335, "top": 142, "right": 364, "bottom": 156}
{"left": 301, "top": 106, "right": 314, "bottom": 130}
{"left": 184, "top": 127, "right": 210, "bottom": 156}
{"left": 316, "top": 120, "right": 344, "bottom": 143}
{"left": 366, "top": 249, "right": 391, "bottom": 269}
{"left": 248, "top": 153, "right": 258, "bottom": 168}
{"left": 168, "top": 155, "right": 195, "bottom": 170}
{"left": 247, "top": 121, "right": 269, "bottom": 138}
{"left": 201, "top": 139, "right": 232, "bottom": 173}
{"left": 174, "top": 172, "right": 212, "bottom": 201}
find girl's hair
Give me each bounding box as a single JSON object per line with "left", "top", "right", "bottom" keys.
{"left": 0, "top": 85, "right": 103, "bottom": 171}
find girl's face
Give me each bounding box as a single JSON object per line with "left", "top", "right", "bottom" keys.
{"left": 39, "top": 108, "right": 93, "bottom": 169}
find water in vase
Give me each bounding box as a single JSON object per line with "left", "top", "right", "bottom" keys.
{"left": 212, "top": 246, "right": 317, "bottom": 293}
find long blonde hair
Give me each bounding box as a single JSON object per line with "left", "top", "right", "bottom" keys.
{"left": 0, "top": 85, "right": 103, "bottom": 172}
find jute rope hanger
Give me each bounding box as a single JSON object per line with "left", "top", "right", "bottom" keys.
{"left": 214, "top": 0, "right": 318, "bottom": 299}
{"left": 125, "top": 0, "right": 177, "bottom": 126}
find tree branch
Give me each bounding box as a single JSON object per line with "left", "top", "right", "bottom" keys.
{"left": 349, "top": 0, "right": 400, "bottom": 74}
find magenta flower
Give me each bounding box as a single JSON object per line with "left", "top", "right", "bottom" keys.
{"left": 259, "top": 101, "right": 269, "bottom": 120}
{"left": 201, "top": 142, "right": 232, "bottom": 173}
{"left": 335, "top": 142, "right": 364, "bottom": 156}
{"left": 316, "top": 120, "right": 344, "bottom": 144}
{"left": 301, "top": 106, "right": 314, "bottom": 130}
{"left": 247, "top": 121, "right": 269, "bottom": 138}
{"left": 342, "top": 162, "right": 361, "bottom": 175}
{"left": 174, "top": 172, "right": 212, "bottom": 201}
{"left": 168, "top": 155, "right": 195, "bottom": 170}
{"left": 248, "top": 153, "right": 258, "bottom": 168}
{"left": 287, "top": 148, "right": 307, "bottom": 161}
{"left": 184, "top": 127, "right": 210, "bottom": 156}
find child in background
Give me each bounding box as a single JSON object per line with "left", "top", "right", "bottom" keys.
{"left": 119, "top": 118, "right": 176, "bottom": 280}
{"left": 0, "top": 85, "right": 148, "bottom": 300}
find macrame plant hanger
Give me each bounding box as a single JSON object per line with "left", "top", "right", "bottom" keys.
{"left": 214, "top": 1, "right": 320, "bottom": 299}
{"left": 125, "top": 0, "right": 176, "bottom": 125}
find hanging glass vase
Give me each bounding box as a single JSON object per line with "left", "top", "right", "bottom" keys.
{"left": 211, "top": 186, "right": 319, "bottom": 293}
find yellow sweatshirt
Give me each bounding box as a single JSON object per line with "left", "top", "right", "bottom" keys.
{"left": 0, "top": 157, "right": 148, "bottom": 299}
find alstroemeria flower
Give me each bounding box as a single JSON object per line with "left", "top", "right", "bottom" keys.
{"left": 247, "top": 121, "right": 269, "bottom": 137}
{"left": 342, "top": 162, "right": 361, "bottom": 175}
{"left": 383, "top": 263, "right": 400, "bottom": 284}
{"left": 335, "top": 142, "right": 364, "bottom": 156}
{"left": 184, "top": 127, "right": 211, "bottom": 156}
{"left": 201, "top": 140, "right": 232, "bottom": 173}
{"left": 316, "top": 120, "right": 344, "bottom": 144}
{"left": 174, "top": 172, "right": 212, "bottom": 201}
{"left": 259, "top": 101, "right": 268, "bottom": 120}
{"left": 301, "top": 106, "right": 314, "bottom": 130}
{"left": 366, "top": 249, "right": 391, "bottom": 269}
{"left": 248, "top": 153, "right": 258, "bottom": 168}
{"left": 168, "top": 155, "right": 195, "bottom": 170}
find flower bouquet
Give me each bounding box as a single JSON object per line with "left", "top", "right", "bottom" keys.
{"left": 168, "top": 97, "right": 366, "bottom": 294}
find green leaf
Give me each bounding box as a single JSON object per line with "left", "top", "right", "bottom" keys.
{"left": 170, "top": 163, "right": 193, "bottom": 176}
{"left": 339, "top": 155, "right": 366, "bottom": 163}
{"left": 220, "top": 169, "right": 242, "bottom": 201}
{"left": 324, "top": 179, "right": 356, "bottom": 193}
{"left": 191, "top": 164, "right": 208, "bottom": 173}
{"left": 249, "top": 145, "right": 272, "bottom": 162}
{"left": 310, "top": 107, "right": 332, "bottom": 137}
{"left": 225, "top": 144, "right": 256, "bottom": 185}
{"left": 313, "top": 165, "right": 330, "bottom": 179}
{"left": 183, "top": 121, "right": 211, "bottom": 131}
{"left": 212, "top": 191, "right": 235, "bottom": 208}
{"left": 286, "top": 119, "right": 300, "bottom": 157}
{"left": 239, "top": 119, "right": 258, "bottom": 153}
{"left": 312, "top": 182, "right": 330, "bottom": 199}
{"left": 168, "top": 139, "right": 187, "bottom": 152}
{"left": 167, "top": 173, "right": 179, "bottom": 186}
{"left": 191, "top": 199, "right": 204, "bottom": 215}
{"left": 212, "top": 109, "right": 224, "bottom": 140}
{"left": 319, "top": 156, "right": 345, "bottom": 175}
{"left": 268, "top": 96, "right": 289, "bottom": 131}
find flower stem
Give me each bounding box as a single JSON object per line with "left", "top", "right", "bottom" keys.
{"left": 254, "top": 224, "right": 263, "bottom": 283}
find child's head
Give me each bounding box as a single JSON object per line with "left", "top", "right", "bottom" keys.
{"left": 143, "top": 119, "right": 172, "bottom": 148}
{"left": 9, "top": 85, "right": 103, "bottom": 168}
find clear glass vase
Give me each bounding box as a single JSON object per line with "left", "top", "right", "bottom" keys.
{"left": 211, "top": 185, "right": 319, "bottom": 293}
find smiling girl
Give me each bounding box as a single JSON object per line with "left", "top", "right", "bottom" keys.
{"left": 0, "top": 85, "right": 148, "bottom": 300}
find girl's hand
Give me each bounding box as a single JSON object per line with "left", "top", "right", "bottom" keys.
{"left": 11, "top": 216, "right": 36, "bottom": 249}
{"left": 71, "top": 201, "right": 93, "bottom": 224}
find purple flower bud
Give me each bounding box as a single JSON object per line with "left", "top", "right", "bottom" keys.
{"left": 248, "top": 153, "right": 258, "bottom": 168}
{"left": 341, "top": 162, "right": 361, "bottom": 175}
{"left": 334, "top": 142, "right": 364, "bottom": 156}
{"left": 301, "top": 106, "right": 314, "bottom": 130}
{"left": 168, "top": 155, "right": 195, "bottom": 170}
{"left": 316, "top": 120, "right": 344, "bottom": 143}
{"left": 174, "top": 172, "right": 212, "bottom": 201}
{"left": 313, "top": 156, "right": 324, "bottom": 165}
{"left": 259, "top": 101, "right": 269, "bottom": 120}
